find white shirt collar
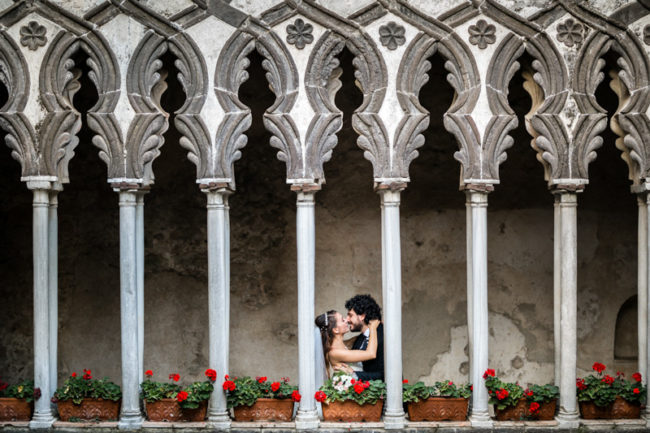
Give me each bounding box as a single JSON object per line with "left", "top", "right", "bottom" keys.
{"left": 363, "top": 328, "right": 370, "bottom": 337}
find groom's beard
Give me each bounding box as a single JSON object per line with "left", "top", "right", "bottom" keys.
{"left": 350, "top": 323, "right": 363, "bottom": 332}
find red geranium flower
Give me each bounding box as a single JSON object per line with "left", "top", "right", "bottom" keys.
{"left": 525, "top": 389, "right": 533, "bottom": 397}
{"left": 71, "top": 372, "right": 77, "bottom": 378}
{"left": 496, "top": 388, "right": 509, "bottom": 400}
{"left": 33, "top": 388, "right": 41, "bottom": 399}
{"left": 353, "top": 383, "right": 365, "bottom": 394}
{"left": 470, "top": 385, "right": 473, "bottom": 391}
{"left": 271, "top": 382, "right": 280, "bottom": 392}
{"left": 363, "top": 381, "right": 370, "bottom": 389}
{"left": 291, "top": 390, "right": 301, "bottom": 402}
{"left": 169, "top": 373, "right": 180, "bottom": 382}
{"left": 592, "top": 362, "right": 606, "bottom": 373}
{"left": 0, "top": 382, "right": 7, "bottom": 391}
{"left": 314, "top": 391, "right": 327, "bottom": 402}
{"left": 633, "top": 372, "right": 643, "bottom": 382}
{"left": 205, "top": 369, "right": 217, "bottom": 382}
{"left": 448, "top": 381, "right": 453, "bottom": 386}
{"left": 145, "top": 370, "right": 153, "bottom": 377}
{"left": 224, "top": 375, "right": 229, "bottom": 380}
{"left": 403, "top": 379, "right": 408, "bottom": 384}
{"left": 222, "top": 380, "right": 236, "bottom": 391}
{"left": 483, "top": 369, "right": 495, "bottom": 379}
{"left": 83, "top": 369, "right": 92, "bottom": 380}
{"left": 576, "top": 378, "right": 587, "bottom": 390}
{"left": 529, "top": 402, "right": 540, "bottom": 414}
{"left": 634, "top": 388, "right": 641, "bottom": 394}
{"left": 176, "top": 391, "right": 188, "bottom": 402}
{"left": 350, "top": 379, "right": 356, "bottom": 384}
{"left": 616, "top": 371, "right": 624, "bottom": 377}
{"left": 257, "top": 376, "right": 267, "bottom": 384}
{"left": 601, "top": 375, "right": 614, "bottom": 385}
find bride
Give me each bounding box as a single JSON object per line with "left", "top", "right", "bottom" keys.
{"left": 314, "top": 310, "right": 379, "bottom": 381}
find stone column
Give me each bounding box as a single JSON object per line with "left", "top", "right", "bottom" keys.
{"left": 378, "top": 188, "right": 406, "bottom": 429}
{"left": 48, "top": 187, "right": 60, "bottom": 402}
{"left": 117, "top": 190, "right": 143, "bottom": 429}
{"left": 465, "top": 193, "right": 474, "bottom": 391}
{"left": 29, "top": 181, "right": 56, "bottom": 428}
{"left": 638, "top": 194, "right": 647, "bottom": 389}
{"left": 135, "top": 191, "right": 146, "bottom": 386}
{"left": 554, "top": 195, "right": 561, "bottom": 387}
{"left": 555, "top": 191, "right": 579, "bottom": 428}
{"left": 466, "top": 190, "right": 492, "bottom": 427}
{"left": 205, "top": 188, "right": 231, "bottom": 429}
{"left": 295, "top": 190, "right": 319, "bottom": 430}
{"left": 645, "top": 192, "right": 650, "bottom": 423}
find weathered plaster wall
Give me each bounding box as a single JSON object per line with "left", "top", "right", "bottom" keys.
{"left": 0, "top": 48, "right": 638, "bottom": 389}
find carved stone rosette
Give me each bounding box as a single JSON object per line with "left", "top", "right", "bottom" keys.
{"left": 406, "top": 397, "right": 468, "bottom": 421}
{"left": 56, "top": 399, "right": 120, "bottom": 421}
{"left": 0, "top": 398, "right": 32, "bottom": 421}
{"left": 321, "top": 400, "right": 383, "bottom": 422}
{"left": 579, "top": 397, "right": 641, "bottom": 419}
{"left": 232, "top": 398, "right": 295, "bottom": 421}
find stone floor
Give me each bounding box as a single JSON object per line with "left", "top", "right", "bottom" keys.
{"left": 1, "top": 419, "right": 648, "bottom": 432}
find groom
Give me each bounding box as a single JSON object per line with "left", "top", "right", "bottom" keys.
{"left": 345, "top": 294, "right": 384, "bottom": 381}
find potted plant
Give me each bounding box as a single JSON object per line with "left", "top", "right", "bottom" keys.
{"left": 52, "top": 370, "right": 121, "bottom": 421}
{"left": 577, "top": 362, "right": 646, "bottom": 419}
{"left": 142, "top": 369, "right": 216, "bottom": 421}
{"left": 403, "top": 380, "right": 471, "bottom": 421}
{"left": 0, "top": 379, "right": 40, "bottom": 421}
{"left": 224, "top": 376, "right": 300, "bottom": 421}
{"left": 315, "top": 372, "right": 385, "bottom": 422}
{"left": 483, "top": 369, "right": 558, "bottom": 421}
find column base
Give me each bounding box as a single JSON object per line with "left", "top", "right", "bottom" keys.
{"left": 383, "top": 412, "right": 406, "bottom": 429}
{"left": 207, "top": 412, "right": 231, "bottom": 430}
{"left": 118, "top": 412, "right": 144, "bottom": 430}
{"left": 295, "top": 409, "right": 319, "bottom": 430}
{"left": 29, "top": 413, "right": 55, "bottom": 429}
{"left": 555, "top": 410, "right": 580, "bottom": 428}
{"left": 469, "top": 410, "right": 493, "bottom": 427}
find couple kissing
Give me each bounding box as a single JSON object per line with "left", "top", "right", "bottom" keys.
{"left": 314, "top": 294, "right": 384, "bottom": 387}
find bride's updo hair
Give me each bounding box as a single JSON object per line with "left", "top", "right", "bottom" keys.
{"left": 315, "top": 310, "right": 337, "bottom": 361}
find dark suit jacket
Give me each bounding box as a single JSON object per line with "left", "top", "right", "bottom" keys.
{"left": 351, "top": 323, "right": 384, "bottom": 381}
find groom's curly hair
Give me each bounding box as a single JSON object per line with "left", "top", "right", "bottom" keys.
{"left": 345, "top": 294, "right": 381, "bottom": 324}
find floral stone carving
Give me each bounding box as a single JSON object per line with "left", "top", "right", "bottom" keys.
{"left": 468, "top": 20, "right": 496, "bottom": 49}
{"left": 20, "top": 21, "right": 47, "bottom": 51}
{"left": 286, "top": 19, "right": 313, "bottom": 50}
{"left": 379, "top": 22, "right": 406, "bottom": 50}
{"left": 556, "top": 18, "right": 584, "bottom": 48}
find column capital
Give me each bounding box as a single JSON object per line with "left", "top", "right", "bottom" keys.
{"left": 465, "top": 190, "right": 488, "bottom": 206}
{"left": 204, "top": 189, "right": 232, "bottom": 208}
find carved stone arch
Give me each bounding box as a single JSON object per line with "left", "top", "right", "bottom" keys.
{"left": 572, "top": 11, "right": 650, "bottom": 184}
{"left": 0, "top": 30, "right": 38, "bottom": 178}
{"left": 39, "top": 29, "right": 120, "bottom": 184}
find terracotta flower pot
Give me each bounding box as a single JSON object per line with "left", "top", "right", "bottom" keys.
{"left": 57, "top": 398, "right": 120, "bottom": 421}
{"left": 321, "top": 400, "right": 383, "bottom": 422}
{"left": 182, "top": 400, "right": 208, "bottom": 422}
{"left": 580, "top": 397, "right": 641, "bottom": 419}
{"left": 233, "top": 398, "right": 294, "bottom": 421}
{"left": 145, "top": 399, "right": 183, "bottom": 422}
{"left": 0, "top": 398, "right": 33, "bottom": 421}
{"left": 407, "top": 397, "right": 468, "bottom": 421}
{"left": 494, "top": 398, "right": 556, "bottom": 421}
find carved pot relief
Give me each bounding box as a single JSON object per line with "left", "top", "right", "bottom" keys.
{"left": 57, "top": 398, "right": 120, "bottom": 421}
{"left": 407, "top": 397, "right": 468, "bottom": 421}
{"left": 145, "top": 399, "right": 207, "bottom": 422}
{"left": 579, "top": 397, "right": 641, "bottom": 419}
{"left": 0, "top": 398, "right": 32, "bottom": 421}
{"left": 494, "top": 398, "right": 556, "bottom": 421}
{"left": 232, "top": 398, "right": 294, "bottom": 421}
{"left": 321, "top": 400, "right": 383, "bottom": 422}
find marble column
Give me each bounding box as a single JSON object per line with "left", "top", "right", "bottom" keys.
{"left": 295, "top": 191, "right": 319, "bottom": 430}
{"left": 205, "top": 188, "right": 231, "bottom": 428}
{"left": 117, "top": 190, "right": 143, "bottom": 429}
{"left": 554, "top": 195, "right": 561, "bottom": 387}
{"left": 379, "top": 189, "right": 406, "bottom": 429}
{"left": 638, "top": 194, "right": 647, "bottom": 389}
{"left": 29, "top": 182, "right": 56, "bottom": 428}
{"left": 465, "top": 193, "right": 474, "bottom": 393}
{"left": 645, "top": 192, "right": 650, "bottom": 423}
{"left": 555, "top": 191, "right": 579, "bottom": 428}
{"left": 135, "top": 191, "right": 146, "bottom": 386}
{"left": 466, "top": 191, "right": 491, "bottom": 427}
{"left": 48, "top": 188, "right": 60, "bottom": 402}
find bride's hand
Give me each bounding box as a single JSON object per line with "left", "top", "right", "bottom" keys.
{"left": 369, "top": 319, "right": 380, "bottom": 329}
{"left": 333, "top": 363, "right": 353, "bottom": 374}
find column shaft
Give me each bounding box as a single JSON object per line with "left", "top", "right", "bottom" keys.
{"left": 206, "top": 190, "right": 231, "bottom": 428}
{"left": 554, "top": 195, "right": 561, "bottom": 387}
{"left": 466, "top": 191, "right": 491, "bottom": 426}
{"left": 295, "top": 191, "right": 319, "bottom": 430}
{"left": 30, "top": 187, "right": 55, "bottom": 428}
{"left": 118, "top": 190, "right": 143, "bottom": 429}
{"left": 638, "top": 195, "right": 647, "bottom": 388}
{"left": 556, "top": 192, "right": 579, "bottom": 427}
{"left": 48, "top": 191, "right": 59, "bottom": 400}
{"left": 135, "top": 192, "right": 145, "bottom": 386}
{"left": 380, "top": 190, "right": 405, "bottom": 429}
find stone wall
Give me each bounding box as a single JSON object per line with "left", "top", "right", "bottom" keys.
{"left": 0, "top": 42, "right": 638, "bottom": 388}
